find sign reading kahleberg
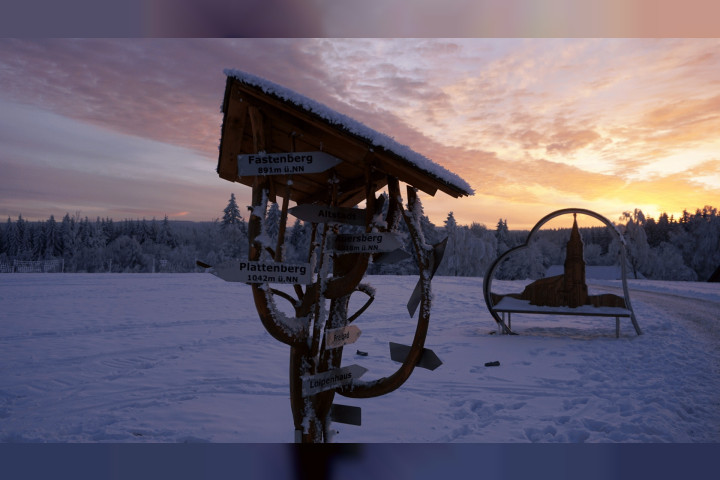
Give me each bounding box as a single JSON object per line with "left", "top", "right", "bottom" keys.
{"left": 237, "top": 151, "right": 342, "bottom": 176}
{"left": 211, "top": 260, "right": 313, "bottom": 284}
{"left": 301, "top": 364, "right": 368, "bottom": 396}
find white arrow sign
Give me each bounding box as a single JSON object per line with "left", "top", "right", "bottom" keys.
{"left": 210, "top": 260, "right": 313, "bottom": 284}
{"left": 289, "top": 204, "right": 367, "bottom": 226}
{"left": 237, "top": 151, "right": 342, "bottom": 176}
{"left": 302, "top": 364, "right": 368, "bottom": 396}
{"left": 325, "top": 325, "right": 362, "bottom": 349}
{"left": 332, "top": 232, "right": 403, "bottom": 253}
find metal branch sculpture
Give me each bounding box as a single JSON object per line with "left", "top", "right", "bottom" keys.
{"left": 222, "top": 174, "right": 443, "bottom": 443}
{"left": 209, "top": 70, "right": 471, "bottom": 442}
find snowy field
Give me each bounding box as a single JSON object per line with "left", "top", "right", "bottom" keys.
{"left": 1, "top": 273, "right": 719, "bottom": 444}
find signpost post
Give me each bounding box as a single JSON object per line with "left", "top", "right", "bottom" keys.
{"left": 407, "top": 237, "right": 448, "bottom": 317}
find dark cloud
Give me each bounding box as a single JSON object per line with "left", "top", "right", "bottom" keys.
{"left": 146, "top": 0, "right": 325, "bottom": 37}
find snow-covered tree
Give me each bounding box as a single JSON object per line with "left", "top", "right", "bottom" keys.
{"left": 286, "top": 219, "right": 311, "bottom": 263}
{"left": 157, "top": 215, "right": 178, "bottom": 248}
{"left": 621, "top": 210, "right": 651, "bottom": 279}
{"left": 647, "top": 242, "right": 697, "bottom": 281}
{"left": 44, "top": 215, "right": 62, "bottom": 258}
{"left": 264, "top": 202, "right": 281, "bottom": 246}
{"left": 221, "top": 193, "right": 243, "bottom": 228}
{"left": 441, "top": 212, "right": 460, "bottom": 275}
{"left": 495, "top": 218, "right": 510, "bottom": 255}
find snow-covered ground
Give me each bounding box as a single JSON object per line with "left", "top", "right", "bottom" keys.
{"left": 1, "top": 273, "right": 719, "bottom": 443}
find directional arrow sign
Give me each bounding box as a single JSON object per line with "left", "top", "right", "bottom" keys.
{"left": 373, "top": 248, "right": 412, "bottom": 264}
{"left": 407, "top": 237, "right": 448, "bottom": 317}
{"left": 332, "top": 232, "right": 403, "bottom": 253}
{"left": 389, "top": 342, "right": 443, "bottom": 371}
{"left": 330, "top": 404, "right": 362, "bottom": 426}
{"left": 237, "top": 151, "right": 342, "bottom": 176}
{"left": 325, "top": 325, "right": 362, "bottom": 349}
{"left": 302, "top": 364, "right": 368, "bottom": 396}
{"left": 289, "top": 205, "right": 367, "bottom": 226}
{"left": 210, "top": 260, "right": 313, "bottom": 284}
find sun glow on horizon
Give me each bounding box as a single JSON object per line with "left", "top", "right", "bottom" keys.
{"left": 0, "top": 38, "right": 718, "bottom": 230}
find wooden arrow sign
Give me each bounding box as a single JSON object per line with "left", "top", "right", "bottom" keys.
{"left": 210, "top": 260, "right": 313, "bottom": 284}
{"left": 389, "top": 342, "right": 443, "bottom": 371}
{"left": 302, "top": 364, "right": 368, "bottom": 396}
{"left": 237, "top": 151, "right": 342, "bottom": 176}
{"left": 289, "top": 205, "right": 367, "bottom": 226}
{"left": 332, "top": 232, "right": 403, "bottom": 253}
{"left": 407, "top": 237, "right": 448, "bottom": 317}
{"left": 325, "top": 325, "right": 362, "bottom": 349}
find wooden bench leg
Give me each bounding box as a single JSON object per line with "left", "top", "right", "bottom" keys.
{"left": 616, "top": 317, "right": 620, "bottom": 338}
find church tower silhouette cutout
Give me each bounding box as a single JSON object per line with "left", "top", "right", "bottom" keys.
{"left": 490, "top": 213, "right": 627, "bottom": 309}
{"left": 560, "top": 213, "right": 589, "bottom": 307}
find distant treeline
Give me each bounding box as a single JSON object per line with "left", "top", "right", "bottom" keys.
{"left": 1, "top": 200, "right": 718, "bottom": 281}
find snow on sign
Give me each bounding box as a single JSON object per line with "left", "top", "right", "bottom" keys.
{"left": 332, "top": 233, "right": 402, "bottom": 253}
{"left": 302, "top": 364, "right": 368, "bottom": 396}
{"left": 325, "top": 325, "right": 362, "bottom": 349}
{"left": 289, "top": 205, "right": 367, "bottom": 226}
{"left": 237, "top": 151, "right": 342, "bottom": 176}
{"left": 211, "top": 260, "right": 313, "bottom": 284}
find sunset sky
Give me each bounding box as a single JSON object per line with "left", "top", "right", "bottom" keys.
{"left": 1, "top": 37, "right": 719, "bottom": 229}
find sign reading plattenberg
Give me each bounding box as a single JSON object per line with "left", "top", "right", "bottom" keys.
{"left": 211, "top": 260, "right": 313, "bottom": 284}
{"left": 237, "top": 151, "right": 342, "bottom": 176}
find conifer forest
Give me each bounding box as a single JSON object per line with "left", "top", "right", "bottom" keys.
{"left": 1, "top": 194, "right": 718, "bottom": 282}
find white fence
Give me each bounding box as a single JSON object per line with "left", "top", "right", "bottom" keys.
{"left": 1, "top": 259, "right": 65, "bottom": 273}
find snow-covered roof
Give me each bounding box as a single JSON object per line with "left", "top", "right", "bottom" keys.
{"left": 223, "top": 69, "right": 474, "bottom": 198}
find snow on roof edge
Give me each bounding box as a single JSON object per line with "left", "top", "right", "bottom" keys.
{"left": 224, "top": 69, "right": 474, "bottom": 196}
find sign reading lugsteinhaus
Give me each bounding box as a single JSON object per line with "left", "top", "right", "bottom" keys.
{"left": 237, "top": 151, "right": 342, "bottom": 176}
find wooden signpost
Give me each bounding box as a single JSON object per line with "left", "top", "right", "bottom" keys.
{"left": 211, "top": 71, "right": 472, "bottom": 443}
